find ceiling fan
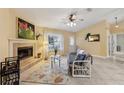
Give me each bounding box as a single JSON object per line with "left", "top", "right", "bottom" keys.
{"left": 62, "top": 11, "right": 84, "bottom": 27}
{"left": 69, "top": 12, "right": 84, "bottom": 22}
{"left": 62, "top": 8, "right": 92, "bottom": 27}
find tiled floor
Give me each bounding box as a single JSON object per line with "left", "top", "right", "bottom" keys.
{"left": 21, "top": 57, "right": 124, "bottom": 85}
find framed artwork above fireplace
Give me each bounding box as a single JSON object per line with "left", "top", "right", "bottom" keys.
{"left": 17, "top": 18, "right": 35, "bottom": 40}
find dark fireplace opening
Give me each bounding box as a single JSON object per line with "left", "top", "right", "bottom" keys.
{"left": 18, "top": 46, "right": 33, "bottom": 60}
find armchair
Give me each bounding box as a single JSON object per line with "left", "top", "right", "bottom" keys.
{"left": 67, "top": 52, "right": 93, "bottom": 77}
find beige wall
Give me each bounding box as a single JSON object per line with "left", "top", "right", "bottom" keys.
{"left": 0, "top": 9, "right": 11, "bottom": 60}
{"left": 0, "top": 9, "right": 18, "bottom": 60}
{"left": 0, "top": 9, "right": 38, "bottom": 61}
{"left": 0, "top": 9, "right": 75, "bottom": 61}
{"left": 76, "top": 20, "right": 109, "bottom": 57}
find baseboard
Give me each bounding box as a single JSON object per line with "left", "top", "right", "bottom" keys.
{"left": 93, "top": 55, "right": 108, "bottom": 59}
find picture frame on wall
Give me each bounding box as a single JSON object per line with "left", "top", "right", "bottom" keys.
{"left": 88, "top": 34, "right": 100, "bottom": 42}
{"left": 17, "top": 18, "right": 35, "bottom": 40}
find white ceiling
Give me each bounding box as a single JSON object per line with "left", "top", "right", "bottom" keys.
{"left": 14, "top": 8, "right": 124, "bottom": 32}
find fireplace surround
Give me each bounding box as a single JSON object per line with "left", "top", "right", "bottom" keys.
{"left": 8, "top": 38, "right": 36, "bottom": 57}
{"left": 18, "top": 46, "right": 33, "bottom": 60}
{"left": 8, "top": 38, "right": 41, "bottom": 72}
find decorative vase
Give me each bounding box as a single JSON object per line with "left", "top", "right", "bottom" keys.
{"left": 55, "top": 49, "right": 57, "bottom": 55}
{"left": 54, "top": 47, "right": 58, "bottom": 55}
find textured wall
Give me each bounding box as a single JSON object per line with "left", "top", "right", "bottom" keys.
{"left": 76, "top": 20, "right": 108, "bottom": 57}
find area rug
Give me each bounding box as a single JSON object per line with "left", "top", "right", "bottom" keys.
{"left": 21, "top": 62, "right": 70, "bottom": 85}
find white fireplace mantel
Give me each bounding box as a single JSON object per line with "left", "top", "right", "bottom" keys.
{"left": 8, "top": 38, "right": 36, "bottom": 43}
{"left": 8, "top": 38, "right": 37, "bottom": 57}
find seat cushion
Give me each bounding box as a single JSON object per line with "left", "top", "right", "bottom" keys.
{"left": 76, "top": 54, "right": 86, "bottom": 60}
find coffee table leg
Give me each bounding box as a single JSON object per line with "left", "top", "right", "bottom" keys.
{"left": 51, "top": 57, "right": 53, "bottom": 69}
{"left": 59, "top": 57, "right": 60, "bottom": 67}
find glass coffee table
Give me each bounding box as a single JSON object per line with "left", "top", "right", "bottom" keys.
{"left": 50, "top": 55, "right": 61, "bottom": 69}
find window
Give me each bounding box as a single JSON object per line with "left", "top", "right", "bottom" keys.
{"left": 69, "top": 36, "right": 74, "bottom": 46}
{"left": 47, "top": 33, "right": 64, "bottom": 51}
{"left": 116, "top": 34, "right": 124, "bottom": 52}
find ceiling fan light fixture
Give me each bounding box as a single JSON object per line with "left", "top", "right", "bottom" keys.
{"left": 115, "top": 25, "right": 119, "bottom": 28}
{"left": 73, "top": 22, "right": 76, "bottom": 26}
{"left": 115, "top": 17, "right": 119, "bottom": 28}
{"left": 70, "top": 22, "right": 73, "bottom": 27}
{"left": 67, "top": 22, "right": 76, "bottom": 27}
{"left": 72, "top": 14, "right": 76, "bottom": 20}
{"left": 67, "top": 23, "right": 70, "bottom": 26}
{"left": 69, "top": 14, "right": 76, "bottom": 21}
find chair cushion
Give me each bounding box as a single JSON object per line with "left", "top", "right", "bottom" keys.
{"left": 76, "top": 54, "right": 86, "bottom": 60}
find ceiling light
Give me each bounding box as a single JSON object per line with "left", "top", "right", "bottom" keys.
{"left": 67, "top": 23, "right": 70, "bottom": 26}
{"left": 70, "top": 22, "right": 73, "bottom": 27}
{"left": 67, "top": 22, "right": 76, "bottom": 27}
{"left": 115, "top": 25, "right": 119, "bottom": 28}
{"left": 73, "top": 23, "right": 76, "bottom": 26}
{"left": 115, "top": 17, "right": 119, "bottom": 28}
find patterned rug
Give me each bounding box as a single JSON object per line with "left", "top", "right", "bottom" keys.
{"left": 21, "top": 62, "right": 70, "bottom": 85}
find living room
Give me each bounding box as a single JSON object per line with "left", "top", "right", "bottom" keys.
{"left": 0, "top": 8, "right": 124, "bottom": 85}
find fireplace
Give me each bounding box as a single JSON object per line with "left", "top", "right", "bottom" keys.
{"left": 18, "top": 46, "right": 33, "bottom": 60}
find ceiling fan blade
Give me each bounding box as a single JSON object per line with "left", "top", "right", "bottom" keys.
{"left": 79, "top": 19, "right": 84, "bottom": 21}
{"left": 74, "top": 18, "right": 84, "bottom": 22}
{"left": 61, "top": 20, "right": 69, "bottom": 24}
